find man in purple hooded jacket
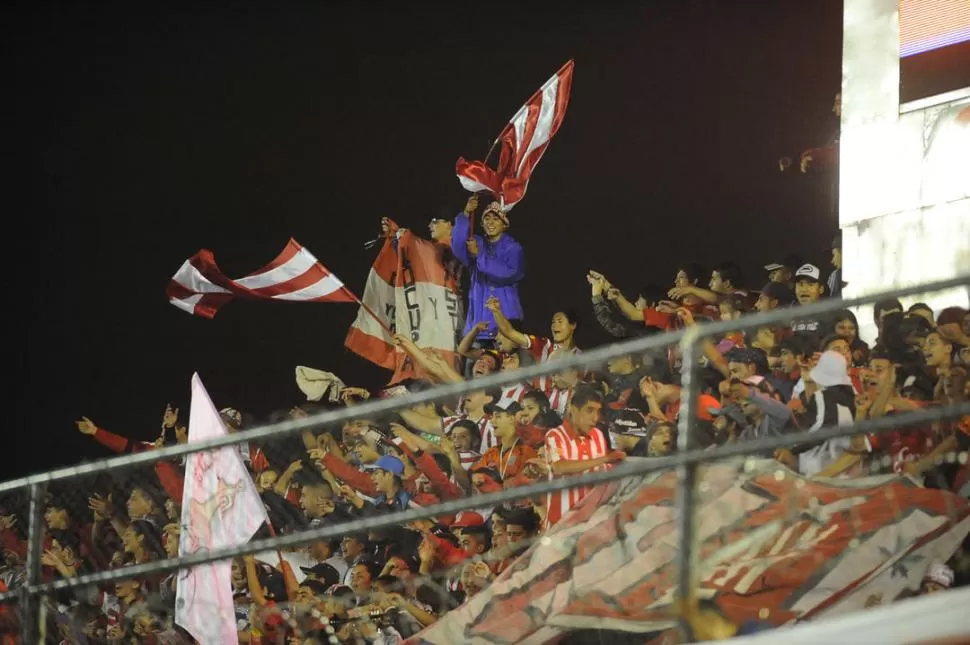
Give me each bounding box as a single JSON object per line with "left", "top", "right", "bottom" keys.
{"left": 451, "top": 194, "right": 525, "bottom": 341}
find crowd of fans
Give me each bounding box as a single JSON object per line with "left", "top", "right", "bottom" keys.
{"left": 2, "top": 194, "right": 969, "bottom": 645}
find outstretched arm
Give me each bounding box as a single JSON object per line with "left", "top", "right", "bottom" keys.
{"left": 485, "top": 297, "right": 529, "bottom": 347}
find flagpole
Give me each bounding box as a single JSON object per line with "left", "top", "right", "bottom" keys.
{"left": 345, "top": 289, "right": 394, "bottom": 336}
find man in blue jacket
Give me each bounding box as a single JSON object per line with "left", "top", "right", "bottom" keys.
{"left": 451, "top": 194, "right": 525, "bottom": 343}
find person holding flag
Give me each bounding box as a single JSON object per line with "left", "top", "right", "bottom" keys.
{"left": 450, "top": 193, "right": 525, "bottom": 343}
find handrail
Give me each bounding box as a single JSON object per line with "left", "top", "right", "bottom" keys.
{"left": 0, "top": 398, "right": 966, "bottom": 602}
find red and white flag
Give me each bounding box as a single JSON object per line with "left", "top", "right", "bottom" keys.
{"left": 345, "top": 224, "right": 462, "bottom": 383}
{"left": 456, "top": 59, "right": 574, "bottom": 211}
{"left": 175, "top": 373, "right": 270, "bottom": 645}
{"left": 167, "top": 238, "right": 355, "bottom": 318}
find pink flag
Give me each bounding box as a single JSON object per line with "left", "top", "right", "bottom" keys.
{"left": 456, "top": 60, "right": 574, "bottom": 210}
{"left": 175, "top": 373, "right": 269, "bottom": 645}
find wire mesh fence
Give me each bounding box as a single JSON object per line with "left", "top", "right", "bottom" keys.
{"left": 1, "top": 273, "right": 969, "bottom": 644}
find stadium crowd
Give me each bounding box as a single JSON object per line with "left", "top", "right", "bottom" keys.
{"left": 2, "top": 194, "right": 970, "bottom": 645}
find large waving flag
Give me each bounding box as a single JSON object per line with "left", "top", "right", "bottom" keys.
{"left": 175, "top": 373, "right": 270, "bottom": 645}
{"left": 456, "top": 60, "right": 574, "bottom": 211}
{"left": 345, "top": 224, "right": 462, "bottom": 383}
{"left": 167, "top": 238, "right": 356, "bottom": 318}
{"left": 409, "top": 458, "right": 970, "bottom": 644}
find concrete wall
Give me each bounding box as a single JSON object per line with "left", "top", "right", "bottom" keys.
{"left": 840, "top": 0, "right": 970, "bottom": 344}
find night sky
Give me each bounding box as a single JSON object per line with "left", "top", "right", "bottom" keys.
{"left": 9, "top": 1, "right": 843, "bottom": 479}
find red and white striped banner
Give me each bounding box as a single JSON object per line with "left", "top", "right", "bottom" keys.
{"left": 456, "top": 59, "right": 574, "bottom": 211}
{"left": 345, "top": 226, "right": 461, "bottom": 383}
{"left": 167, "top": 238, "right": 355, "bottom": 318}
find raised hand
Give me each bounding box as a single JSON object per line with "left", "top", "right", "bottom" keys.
{"left": 76, "top": 417, "right": 97, "bottom": 436}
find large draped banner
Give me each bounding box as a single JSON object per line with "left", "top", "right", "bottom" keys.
{"left": 409, "top": 458, "right": 970, "bottom": 644}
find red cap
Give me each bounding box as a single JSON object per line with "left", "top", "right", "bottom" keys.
{"left": 451, "top": 511, "right": 485, "bottom": 528}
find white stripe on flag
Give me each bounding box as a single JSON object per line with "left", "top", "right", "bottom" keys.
{"left": 169, "top": 294, "right": 203, "bottom": 314}
{"left": 517, "top": 75, "right": 559, "bottom": 175}
{"left": 172, "top": 260, "right": 232, "bottom": 294}
{"left": 273, "top": 274, "right": 344, "bottom": 301}
{"left": 458, "top": 176, "right": 493, "bottom": 193}
{"left": 235, "top": 247, "right": 319, "bottom": 289}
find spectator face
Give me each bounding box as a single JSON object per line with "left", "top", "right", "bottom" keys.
{"left": 551, "top": 366, "right": 580, "bottom": 390}
{"left": 518, "top": 398, "right": 543, "bottom": 425}
{"left": 114, "top": 579, "right": 141, "bottom": 603}
{"left": 127, "top": 489, "right": 155, "bottom": 519}
{"left": 835, "top": 317, "right": 858, "bottom": 342}
{"left": 466, "top": 389, "right": 495, "bottom": 411}
{"left": 164, "top": 499, "right": 178, "bottom": 521}
{"left": 505, "top": 523, "right": 530, "bottom": 545}
{"left": 352, "top": 442, "right": 381, "bottom": 464}
{"left": 349, "top": 563, "right": 372, "bottom": 593}
{"left": 831, "top": 246, "right": 842, "bottom": 269}
{"left": 231, "top": 559, "right": 246, "bottom": 590}
{"left": 121, "top": 526, "right": 141, "bottom": 554}
{"left": 794, "top": 278, "right": 824, "bottom": 305}
{"left": 369, "top": 468, "right": 396, "bottom": 494}
{"left": 341, "top": 536, "right": 365, "bottom": 560}
{"left": 868, "top": 357, "right": 894, "bottom": 390}
{"left": 496, "top": 332, "right": 518, "bottom": 353}
{"left": 727, "top": 361, "right": 756, "bottom": 381}
{"left": 779, "top": 349, "right": 799, "bottom": 375}
{"left": 674, "top": 270, "right": 692, "bottom": 288}
{"left": 709, "top": 271, "right": 726, "bottom": 293}
{"left": 428, "top": 218, "right": 452, "bottom": 243}
{"left": 301, "top": 485, "right": 335, "bottom": 518}
{"left": 751, "top": 328, "right": 776, "bottom": 352}
{"left": 550, "top": 312, "right": 576, "bottom": 344}
{"left": 382, "top": 556, "right": 411, "bottom": 579}
{"left": 501, "top": 352, "right": 521, "bottom": 371}
{"left": 491, "top": 410, "right": 517, "bottom": 437}
{"left": 922, "top": 332, "right": 952, "bottom": 368}
{"left": 309, "top": 539, "right": 336, "bottom": 561}
{"left": 458, "top": 533, "right": 488, "bottom": 556}
{"left": 569, "top": 400, "right": 602, "bottom": 434}
{"left": 257, "top": 470, "right": 279, "bottom": 491}
{"left": 471, "top": 472, "right": 502, "bottom": 493}
{"left": 44, "top": 506, "right": 69, "bottom": 530}
{"left": 607, "top": 355, "right": 635, "bottom": 375}
{"left": 648, "top": 424, "right": 675, "bottom": 456}
{"left": 481, "top": 211, "right": 507, "bottom": 238}
{"left": 755, "top": 293, "right": 778, "bottom": 313}
{"left": 719, "top": 302, "right": 740, "bottom": 321}
{"left": 768, "top": 267, "right": 791, "bottom": 284}
{"left": 473, "top": 354, "right": 498, "bottom": 377}
{"left": 162, "top": 524, "right": 180, "bottom": 558}
{"left": 825, "top": 338, "right": 852, "bottom": 366}
{"left": 460, "top": 562, "right": 488, "bottom": 595}
{"left": 450, "top": 426, "right": 473, "bottom": 451}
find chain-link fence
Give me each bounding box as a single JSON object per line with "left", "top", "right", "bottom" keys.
{"left": 2, "top": 274, "right": 969, "bottom": 644}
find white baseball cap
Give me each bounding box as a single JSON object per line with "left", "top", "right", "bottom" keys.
{"left": 794, "top": 263, "right": 821, "bottom": 282}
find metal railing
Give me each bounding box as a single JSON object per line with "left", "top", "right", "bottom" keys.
{"left": 2, "top": 272, "right": 968, "bottom": 643}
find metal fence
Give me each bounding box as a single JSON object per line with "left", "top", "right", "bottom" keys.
{"left": 1, "top": 272, "right": 968, "bottom": 643}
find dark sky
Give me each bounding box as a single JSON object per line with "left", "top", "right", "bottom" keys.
{"left": 9, "top": 1, "right": 842, "bottom": 479}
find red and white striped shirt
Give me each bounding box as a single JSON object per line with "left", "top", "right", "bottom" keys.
{"left": 543, "top": 421, "right": 609, "bottom": 527}
{"left": 498, "top": 383, "right": 529, "bottom": 408}
{"left": 525, "top": 336, "right": 580, "bottom": 394}
{"left": 547, "top": 387, "right": 572, "bottom": 417}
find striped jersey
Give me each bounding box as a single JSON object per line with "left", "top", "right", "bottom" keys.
{"left": 525, "top": 335, "right": 580, "bottom": 393}
{"left": 547, "top": 387, "right": 573, "bottom": 417}
{"left": 498, "top": 383, "right": 530, "bottom": 407}
{"left": 543, "top": 421, "right": 610, "bottom": 527}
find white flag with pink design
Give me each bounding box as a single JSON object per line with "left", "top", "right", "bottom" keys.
{"left": 175, "top": 373, "right": 269, "bottom": 645}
